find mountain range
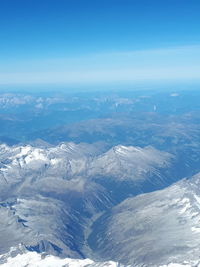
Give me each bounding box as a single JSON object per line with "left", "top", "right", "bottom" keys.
{"left": 1, "top": 90, "right": 200, "bottom": 266}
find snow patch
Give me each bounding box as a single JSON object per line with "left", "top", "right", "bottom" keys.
{"left": 191, "top": 226, "right": 200, "bottom": 233}
{"left": 179, "top": 198, "right": 191, "bottom": 214}
{"left": 0, "top": 252, "right": 123, "bottom": 267}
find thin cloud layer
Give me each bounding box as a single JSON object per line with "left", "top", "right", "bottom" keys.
{"left": 1, "top": 45, "right": 200, "bottom": 85}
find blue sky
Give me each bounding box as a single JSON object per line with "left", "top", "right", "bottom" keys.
{"left": 0, "top": 0, "right": 200, "bottom": 85}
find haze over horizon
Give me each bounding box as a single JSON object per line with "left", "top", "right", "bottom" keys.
{"left": 1, "top": 0, "right": 200, "bottom": 86}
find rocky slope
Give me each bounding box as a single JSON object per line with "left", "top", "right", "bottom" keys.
{"left": 88, "top": 172, "right": 200, "bottom": 266}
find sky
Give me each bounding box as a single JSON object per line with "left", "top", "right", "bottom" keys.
{"left": 0, "top": 0, "right": 200, "bottom": 86}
